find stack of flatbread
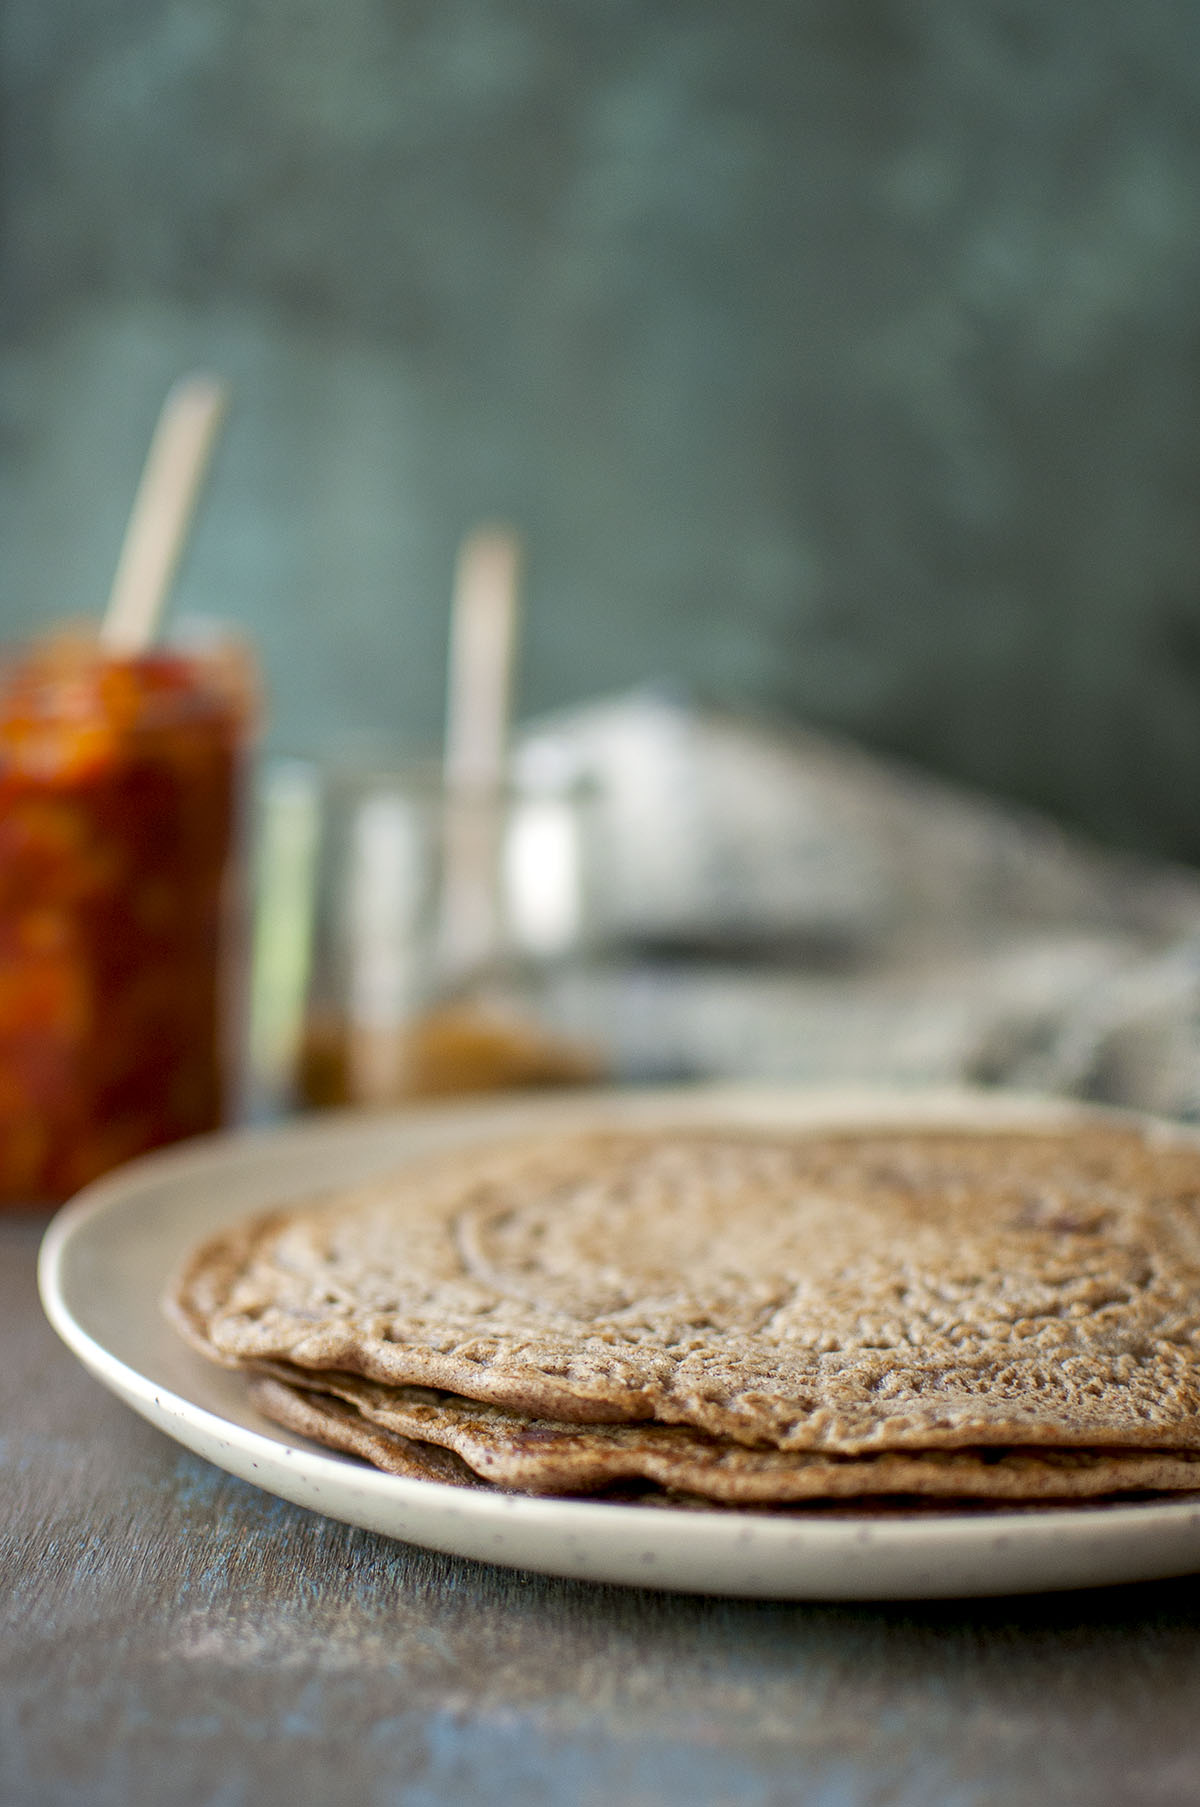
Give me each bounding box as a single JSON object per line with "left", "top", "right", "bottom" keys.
{"left": 168, "top": 1119, "right": 1200, "bottom": 1510}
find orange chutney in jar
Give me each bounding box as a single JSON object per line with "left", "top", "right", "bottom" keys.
{"left": 0, "top": 632, "right": 253, "bottom": 1201}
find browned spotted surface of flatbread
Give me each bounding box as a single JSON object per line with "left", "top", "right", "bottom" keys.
{"left": 169, "top": 1123, "right": 1200, "bottom": 1454}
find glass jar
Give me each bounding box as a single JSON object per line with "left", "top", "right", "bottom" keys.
{"left": 0, "top": 628, "right": 256, "bottom": 1201}
{"left": 287, "top": 762, "right": 602, "bottom": 1109}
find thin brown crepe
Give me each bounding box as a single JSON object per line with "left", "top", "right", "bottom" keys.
{"left": 169, "top": 1123, "right": 1200, "bottom": 1462}
{"left": 243, "top": 1365, "right": 1200, "bottom": 1505}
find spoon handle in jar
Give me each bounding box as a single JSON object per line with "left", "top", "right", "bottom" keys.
{"left": 100, "top": 373, "right": 230, "bottom": 654}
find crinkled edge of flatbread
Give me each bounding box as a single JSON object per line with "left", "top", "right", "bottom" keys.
{"left": 246, "top": 1377, "right": 484, "bottom": 1487}
{"left": 247, "top": 1364, "right": 1200, "bottom": 1505}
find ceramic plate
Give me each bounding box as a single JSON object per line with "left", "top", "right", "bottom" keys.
{"left": 37, "top": 1084, "right": 1200, "bottom": 1601}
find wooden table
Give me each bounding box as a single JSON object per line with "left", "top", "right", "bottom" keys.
{"left": 7, "top": 1206, "right": 1200, "bottom": 1807}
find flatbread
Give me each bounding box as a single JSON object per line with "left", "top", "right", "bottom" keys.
{"left": 247, "top": 1377, "right": 485, "bottom": 1488}
{"left": 168, "top": 1119, "right": 1200, "bottom": 1456}
{"left": 246, "top": 1364, "right": 1200, "bottom": 1504}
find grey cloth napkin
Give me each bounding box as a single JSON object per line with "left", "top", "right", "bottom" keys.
{"left": 516, "top": 690, "right": 1200, "bottom": 1118}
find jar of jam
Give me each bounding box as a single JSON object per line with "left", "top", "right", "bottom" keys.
{"left": 0, "top": 629, "right": 255, "bottom": 1201}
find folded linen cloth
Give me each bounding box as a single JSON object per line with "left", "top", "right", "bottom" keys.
{"left": 513, "top": 691, "right": 1200, "bottom": 1118}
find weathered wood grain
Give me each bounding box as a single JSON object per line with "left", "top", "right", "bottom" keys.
{"left": 7, "top": 1210, "right": 1200, "bottom": 1806}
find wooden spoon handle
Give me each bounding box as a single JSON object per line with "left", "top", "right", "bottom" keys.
{"left": 100, "top": 374, "right": 229, "bottom": 654}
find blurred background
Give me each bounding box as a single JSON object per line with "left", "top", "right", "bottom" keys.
{"left": 10, "top": 0, "right": 1200, "bottom": 1177}
{"left": 5, "top": 1, "right": 1200, "bottom": 860}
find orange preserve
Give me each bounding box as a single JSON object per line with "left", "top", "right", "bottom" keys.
{"left": 0, "top": 631, "right": 255, "bottom": 1201}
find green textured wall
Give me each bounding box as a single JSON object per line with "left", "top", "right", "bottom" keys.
{"left": 3, "top": 3, "right": 1200, "bottom": 857}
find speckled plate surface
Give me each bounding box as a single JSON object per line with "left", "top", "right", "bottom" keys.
{"left": 37, "top": 1084, "right": 1200, "bottom": 1600}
